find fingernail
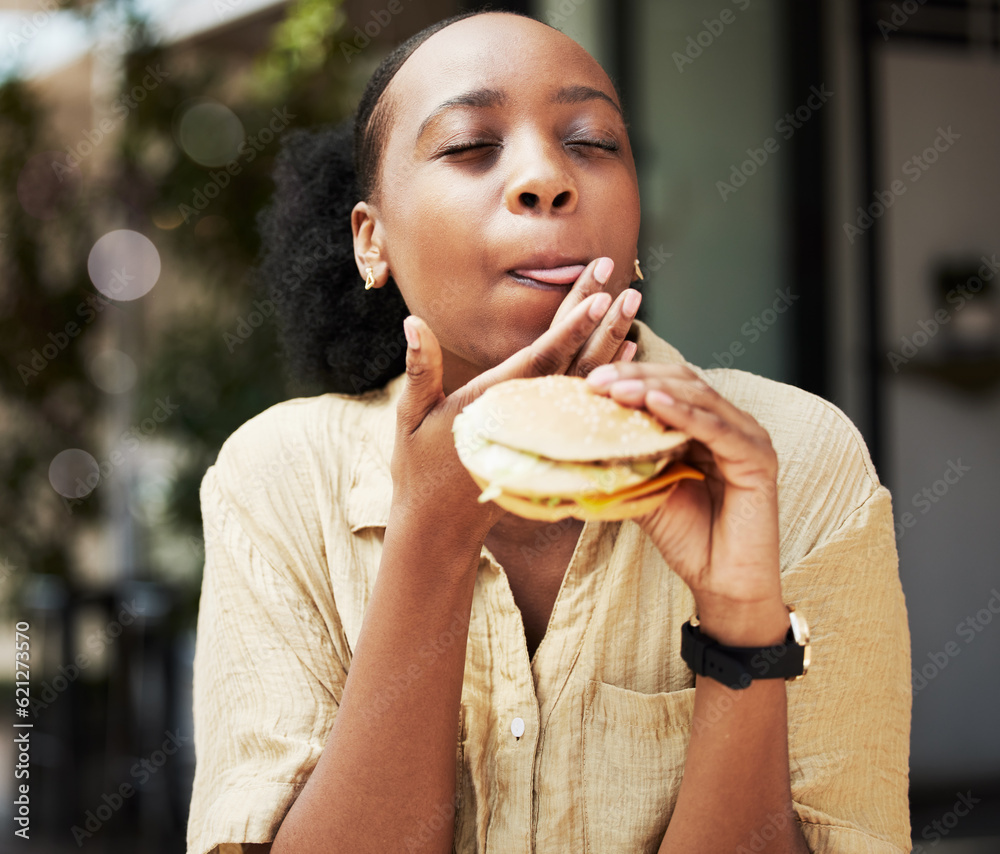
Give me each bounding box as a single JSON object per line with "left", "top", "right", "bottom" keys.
{"left": 403, "top": 317, "right": 420, "bottom": 351}
{"left": 594, "top": 257, "right": 614, "bottom": 285}
{"left": 622, "top": 341, "right": 638, "bottom": 362}
{"left": 648, "top": 389, "right": 675, "bottom": 407}
{"left": 587, "top": 364, "right": 617, "bottom": 386}
{"left": 623, "top": 289, "right": 641, "bottom": 318}
{"left": 588, "top": 292, "right": 612, "bottom": 320}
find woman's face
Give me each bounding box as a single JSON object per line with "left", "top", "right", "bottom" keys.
{"left": 358, "top": 13, "right": 641, "bottom": 386}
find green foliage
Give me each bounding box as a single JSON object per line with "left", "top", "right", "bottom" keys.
{"left": 0, "top": 0, "right": 358, "bottom": 615}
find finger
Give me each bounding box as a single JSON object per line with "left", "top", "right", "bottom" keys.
{"left": 456, "top": 291, "right": 612, "bottom": 407}
{"left": 587, "top": 363, "right": 759, "bottom": 434}
{"left": 395, "top": 316, "right": 446, "bottom": 436}
{"left": 568, "top": 288, "right": 642, "bottom": 377}
{"left": 643, "top": 388, "right": 775, "bottom": 476}
{"left": 612, "top": 339, "right": 637, "bottom": 363}
{"left": 549, "top": 257, "right": 614, "bottom": 328}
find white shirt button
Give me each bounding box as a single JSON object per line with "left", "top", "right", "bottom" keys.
{"left": 510, "top": 717, "right": 525, "bottom": 738}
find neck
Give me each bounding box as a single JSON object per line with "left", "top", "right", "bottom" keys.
{"left": 487, "top": 512, "right": 584, "bottom": 547}
{"left": 441, "top": 349, "right": 488, "bottom": 397}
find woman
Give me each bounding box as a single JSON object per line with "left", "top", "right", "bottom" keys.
{"left": 186, "top": 11, "right": 911, "bottom": 854}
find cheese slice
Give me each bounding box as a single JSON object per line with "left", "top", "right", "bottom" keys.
{"left": 571, "top": 463, "right": 705, "bottom": 510}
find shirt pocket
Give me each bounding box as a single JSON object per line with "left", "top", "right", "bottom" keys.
{"left": 582, "top": 680, "right": 696, "bottom": 854}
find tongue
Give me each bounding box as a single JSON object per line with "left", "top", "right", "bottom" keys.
{"left": 513, "top": 264, "right": 586, "bottom": 285}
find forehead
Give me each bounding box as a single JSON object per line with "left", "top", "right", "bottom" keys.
{"left": 385, "top": 14, "right": 619, "bottom": 125}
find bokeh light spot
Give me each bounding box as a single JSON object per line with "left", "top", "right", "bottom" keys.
{"left": 176, "top": 100, "right": 245, "bottom": 167}
{"left": 87, "top": 230, "right": 161, "bottom": 301}
{"left": 49, "top": 449, "right": 100, "bottom": 499}
{"left": 88, "top": 349, "right": 138, "bottom": 394}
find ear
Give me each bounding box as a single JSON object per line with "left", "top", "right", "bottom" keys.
{"left": 351, "top": 201, "right": 390, "bottom": 289}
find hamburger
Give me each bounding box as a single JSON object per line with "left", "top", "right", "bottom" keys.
{"left": 452, "top": 374, "right": 704, "bottom": 521}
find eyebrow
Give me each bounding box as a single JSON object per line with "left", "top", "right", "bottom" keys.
{"left": 417, "top": 88, "right": 507, "bottom": 140}
{"left": 552, "top": 85, "right": 623, "bottom": 117}
{"left": 416, "top": 84, "right": 623, "bottom": 140}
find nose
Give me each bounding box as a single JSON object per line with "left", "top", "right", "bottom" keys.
{"left": 503, "top": 140, "right": 578, "bottom": 215}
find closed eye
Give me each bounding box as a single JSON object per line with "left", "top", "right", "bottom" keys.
{"left": 566, "top": 138, "right": 620, "bottom": 152}
{"left": 437, "top": 139, "right": 500, "bottom": 158}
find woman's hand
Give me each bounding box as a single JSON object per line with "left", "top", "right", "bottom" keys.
{"left": 586, "top": 362, "right": 789, "bottom": 645}
{"left": 548, "top": 257, "right": 642, "bottom": 376}
{"left": 389, "top": 290, "right": 616, "bottom": 559}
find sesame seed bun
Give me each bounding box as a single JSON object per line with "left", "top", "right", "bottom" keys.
{"left": 479, "top": 375, "right": 689, "bottom": 462}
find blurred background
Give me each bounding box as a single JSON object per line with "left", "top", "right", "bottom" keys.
{"left": 0, "top": 0, "right": 997, "bottom": 851}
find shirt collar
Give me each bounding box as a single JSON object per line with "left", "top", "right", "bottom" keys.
{"left": 344, "top": 320, "right": 686, "bottom": 532}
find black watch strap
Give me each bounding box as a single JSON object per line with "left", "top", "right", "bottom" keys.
{"left": 680, "top": 615, "right": 807, "bottom": 690}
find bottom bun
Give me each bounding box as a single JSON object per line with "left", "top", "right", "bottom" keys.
{"left": 470, "top": 475, "right": 684, "bottom": 522}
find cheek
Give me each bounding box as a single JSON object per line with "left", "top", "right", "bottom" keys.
{"left": 388, "top": 177, "right": 503, "bottom": 275}
{"left": 380, "top": 190, "right": 495, "bottom": 332}
{"left": 383, "top": 179, "right": 495, "bottom": 279}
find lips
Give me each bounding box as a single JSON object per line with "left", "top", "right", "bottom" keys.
{"left": 510, "top": 264, "right": 586, "bottom": 285}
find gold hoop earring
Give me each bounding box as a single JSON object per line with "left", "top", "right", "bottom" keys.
{"left": 633, "top": 259, "right": 644, "bottom": 281}
{"left": 364, "top": 267, "right": 376, "bottom": 290}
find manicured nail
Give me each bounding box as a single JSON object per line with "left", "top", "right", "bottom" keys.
{"left": 403, "top": 316, "right": 420, "bottom": 351}
{"left": 648, "top": 389, "right": 675, "bottom": 407}
{"left": 587, "top": 364, "right": 617, "bottom": 386}
{"left": 623, "top": 289, "right": 641, "bottom": 318}
{"left": 588, "top": 292, "right": 612, "bottom": 320}
{"left": 621, "top": 341, "right": 638, "bottom": 362}
{"left": 594, "top": 257, "right": 614, "bottom": 285}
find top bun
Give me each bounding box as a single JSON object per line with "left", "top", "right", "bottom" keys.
{"left": 469, "top": 375, "right": 689, "bottom": 463}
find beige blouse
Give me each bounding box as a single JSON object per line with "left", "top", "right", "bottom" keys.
{"left": 186, "top": 320, "right": 912, "bottom": 854}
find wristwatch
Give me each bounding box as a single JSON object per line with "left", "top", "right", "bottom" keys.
{"left": 680, "top": 605, "right": 810, "bottom": 690}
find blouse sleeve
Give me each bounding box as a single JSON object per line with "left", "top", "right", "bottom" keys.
{"left": 185, "top": 465, "right": 350, "bottom": 854}
{"left": 783, "top": 484, "right": 912, "bottom": 853}
{"left": 699, "top": 367, "right": 912, "bottom": 853}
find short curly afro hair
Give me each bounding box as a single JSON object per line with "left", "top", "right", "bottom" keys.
{"left": 254, "top": 10, "right": 542, "bottom": 395}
